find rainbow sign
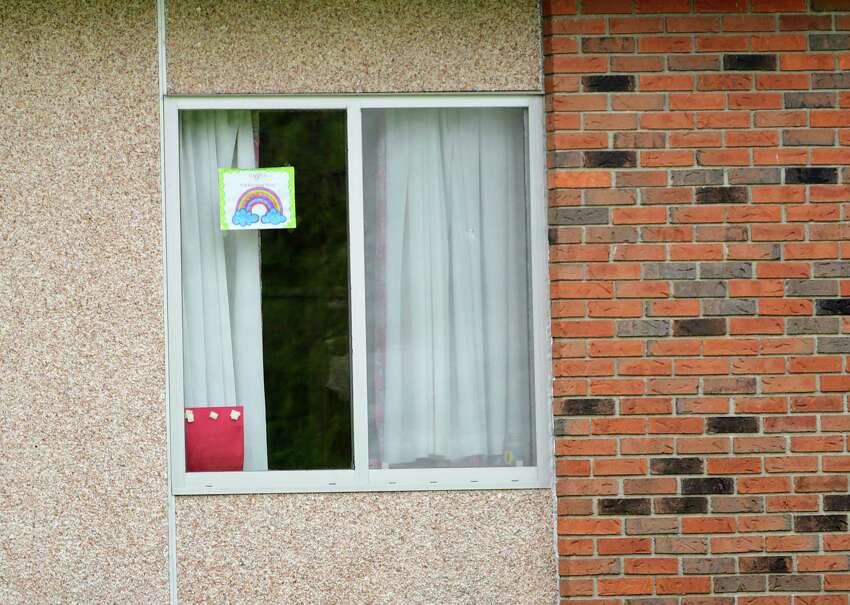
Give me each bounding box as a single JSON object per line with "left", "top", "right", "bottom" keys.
{"left": 218, "top": 167, "right": 296, "bottom": 230}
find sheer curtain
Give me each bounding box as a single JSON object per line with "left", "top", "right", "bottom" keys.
{"left": 180, "top": 110, "right": 268, "bottom": 471}
{"left": 364, "top": 108, "right": 533, "bottom": 469}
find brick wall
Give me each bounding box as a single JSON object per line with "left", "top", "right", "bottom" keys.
{"left": 544, "top": 0, "right": 850, "bottom": 602}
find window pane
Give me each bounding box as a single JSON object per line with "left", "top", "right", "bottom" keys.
{"left": 179, "top": 109, "right": 351, "bottom": 473}
{"left": 362, "top": 108, "right": 534, "bottom": 470}
{"left": 258, "top": 111, "right": 352, "bottom": 471}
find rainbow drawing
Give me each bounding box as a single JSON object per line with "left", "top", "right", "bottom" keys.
{"left": 219, "top": 167, "right": 296, "bottom": 230}
{"left": 236, "top": 186, "right": 283, "bottom": 215}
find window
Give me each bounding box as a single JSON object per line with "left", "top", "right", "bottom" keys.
{"left": 164, "top": 96, "right": 550, "bottom": 494}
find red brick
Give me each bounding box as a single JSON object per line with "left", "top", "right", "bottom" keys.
{"left": 683, "top": 517, "right": 736, "bottom": 534}
{"left": 544, "top": 37, "right": 580, "bottom": 54}
{"left": 598, "top": 578, "right": 653, "bottom": 596}
{"left": 581, "top": 0, "right": 630, "bottom": 12}
{"left": 698, "top": 149, "right": 750, "bottom": 166}
{"left": 824, "top": 536, "right": 850, "bottom": 552}
{"left": 620, "top": 359, "right": 673, "bottom": 376}
{"left": 729, "top": 93, "right": 783, "bottom": 110}
{"left": 636, "top": 0, "right": 691, "bottom": 12}
{"left": 695, "top": 0, "right": 746, "bottom": 11}
{"left": 621, "top": 397, "right": 673, "bottom": 415}
{"left": 594, "top": 458, "right": 648, "bottom": 475}
{"left": 556, "top": 459, "right": 592, "bottom": 476}
{"left": 638, "top": 36, "right": 693, "bottom": 53}
{"left": 616, "top": 171, "right": 668, "bottom": 187}
{"left": 726, "top": 130, "right": 780, "bottom": 147}
{"left": 723, "top": 15, "right": 776, "bottom": 32}
{"left": 756, "top": 74, "right": 810, "bottom": 90}
{"left": 611, "top": 56, "right": 666, "bottom": 73}
{"left": 546, "top": 56, "right": 609, "bottom": 74}
{"left": 597, "top": 538, "right": 652, "bottom": 555}
{"left": 584, "top": 113, "right": 637, "bottom": 130}
{"left": 708, "top": 457, "right": 762, "bottom": 474}
{"left": 558, "top": 478, "right": 620, "bottom": 496}
{"left": 791, "top": 435, "right": 845, "bottom": 452}
{"left": 751, "top": 0, "right": 805, "bottom": 10}
{"left": 656, "top": 576, "right": 711, "bottom": 594}
{"left": 549, "top": 133, "right": 609, "bottom": 149}
{"left": 795, "top": 476, "right": 849, "bottom": 493}
{"left": 675, "top": 358, "right": 730, "bottom": 375}
{"left": 752, "top": 185, "right": 806, "bottom": 203}
{"left": 696, "top": 35, "right": 749, "bottom": 52}
{"left": 781, "top": 54, "right": 835, "bottom": 71}
{"left": 556, "top": 438, "right": 617, "bottom": 456}
{"left": 558, "top": 518, "right": 622, "bottom": 535}
{"left": 551, "top": 94, "right": 608, "bottom": 112}
{"left": 754, "top": 111, "right": 807, "bottom": 128}
{"left": 730, "top": 318, "right": 785, "bottom": 335}
{"left": 624, "top": 557, "right": 679, "bottom": 575}
{"left": 785, "top": 243, "right": 840, "bottom": 260}
{"left": 697, "top": 111, "right": 750, "bottom": 129}
{"left": 766, "top": 535, "right": 819, "bottom": 552}
{"left": 825, "top": 576, "right": 850, "bottom": 592}
{"left": 543, "top": 0, "right": 578, "bottom": 15}
{"left": 767, "top": 495, "right": 819, "bottom": 512}
{"left": 737, "top": 515, "right": 792, "bottom": 532}
{"left": 640, "top": 112, "right": 695, "bottom": 129}
{"left": 754, "top": 149, "right": 808, "bottom": 166}
{"left": 558, "top": 578, "right": 593, "bottom": 597}
{"left": 765, "top": 456, "right": 818, "bottom": 473}
{"left": 752, "top": 34, "right": 807, "bottom": 51}
{"left": 589, "top": 339, "right": 645, "bottom": 357}
{"left": 559, "top": 557, "right": 619, "bottom": 576}
{"left": 610, "top": 17, "right": 664, "bottom": 34}
{"left": 677, "top": 436, "right": 730, "bottom": 453}
{"left": 667, "top": 16, "right": 720, "bottom": 32}
{"left": 558, "top": 538, "right": 593, "bottom": 556}
{"left": 641, "top": 150, "right": 694, "bottom": 167}
{"left": 813, "top": 149, "right": 850, "bottom": 165}
{"left": 780, "top": 15, "right": 831, "bottom": 31}
{"left": 612, "top": 94, "right": 665, "bottom": 111}
{"left": 670, "top": 132, "right": 723, "bottom": 148}
{"left": 548, "top": 17, "right": 606, "bottom": 35}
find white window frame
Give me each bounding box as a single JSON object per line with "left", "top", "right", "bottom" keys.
{"left": 163, "top": 94, "right": 551, "bottom": 495}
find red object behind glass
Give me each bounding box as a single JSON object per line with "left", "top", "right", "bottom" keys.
{"left": 184, "top": 405, "right": 244, "bottom": 472}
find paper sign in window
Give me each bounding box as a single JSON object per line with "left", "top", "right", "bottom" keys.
{"left": 219, "top": 167, "right": 296, "bottom": 230}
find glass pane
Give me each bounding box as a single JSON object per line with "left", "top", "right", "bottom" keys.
{"left": 179, "top": 109, "right": 351, "bottom": 473}
{"left": 362, "top": 107, "right": 534, "bottom": 470}
{"left": 258, "top": 110, "right": 351, "bottom": 470}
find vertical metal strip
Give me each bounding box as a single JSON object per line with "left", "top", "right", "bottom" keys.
{"left": 155, "top": 0, "right": 178, "bottom": 603}
{"left": 346, "top": 103, "right": 371, "bottom": 482}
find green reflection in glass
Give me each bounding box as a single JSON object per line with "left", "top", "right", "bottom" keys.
{"left": 258, "top": 110, "right": 352, "bottom": 470}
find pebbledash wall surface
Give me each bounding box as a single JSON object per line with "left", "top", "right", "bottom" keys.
{"left": 0, "top": 1, "right": 554, "bottom": 604}
{"left": 4, "top": 1, "right": 850, "bottom": 604}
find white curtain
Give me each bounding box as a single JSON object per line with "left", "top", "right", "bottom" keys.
{"left": 364, "top": 108, "right": 533, "bottom": 468}
{"left": 179, "top": 110, "right": 268, "bottom": 471}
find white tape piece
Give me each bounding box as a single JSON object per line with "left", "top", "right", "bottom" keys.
{"left": 185, "top": 410, "right": 194, "bottom": 423}
{"left": 209, "top": 411, "right": 219, "bottom": 420}
{"left": 230, "top": 409, "right": 241, "bottom": 421}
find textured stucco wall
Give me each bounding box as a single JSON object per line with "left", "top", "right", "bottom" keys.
{"left": 175, "top": 490, "right": 556, "bottom": 604}
{"left": 1, "top": 1, "right": 554, "bottom": 602}
{"left": 165, "top": 0, "right": 543, "bottom": 94}
{"left": 0, "top": 1, "right": 168, "bottom": 603}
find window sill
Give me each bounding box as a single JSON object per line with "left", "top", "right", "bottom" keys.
{"left": 173, "top": 466, "right": 551, "bottom": 496}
